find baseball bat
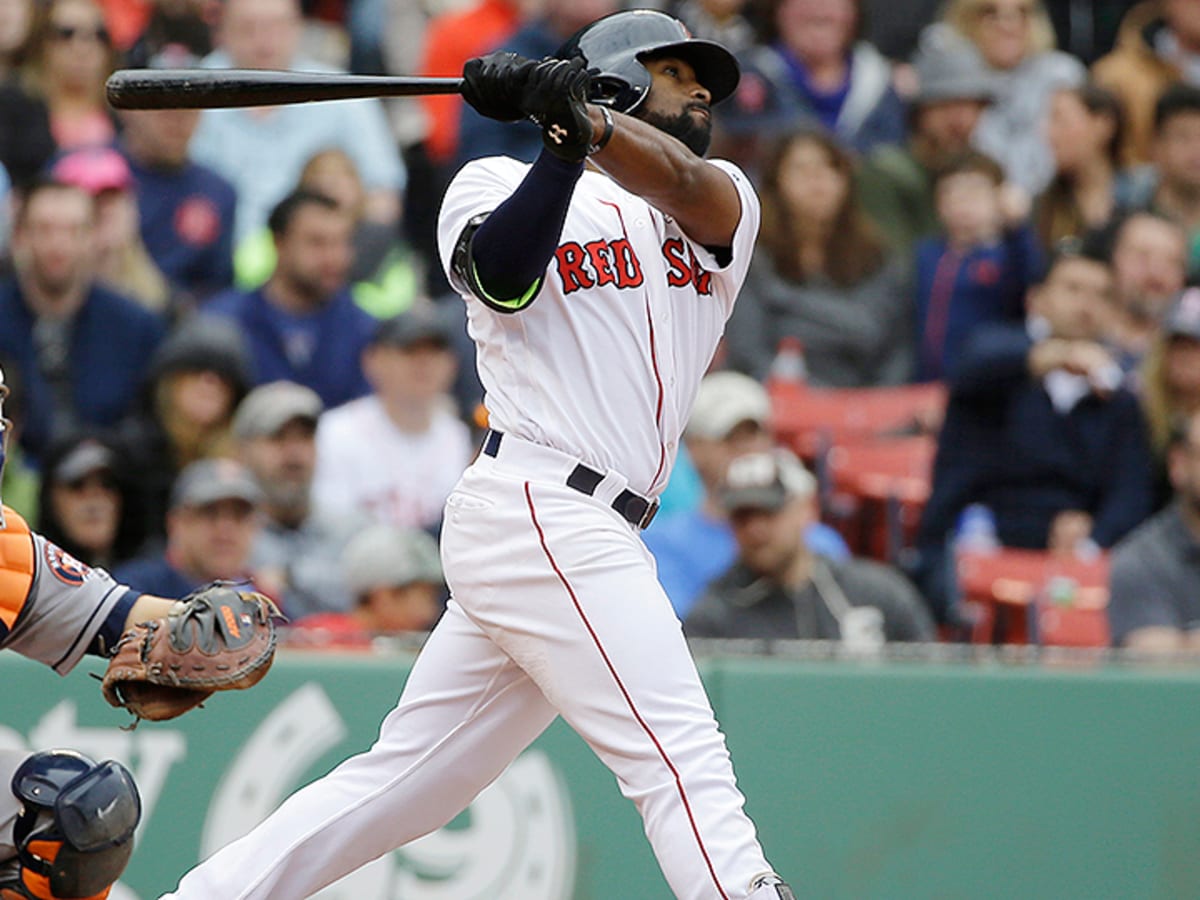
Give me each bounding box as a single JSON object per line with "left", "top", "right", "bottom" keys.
{"left": 106, "top": 68, "right": 465, "bottom": 110}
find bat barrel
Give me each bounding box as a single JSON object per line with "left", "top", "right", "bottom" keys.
{"left": 106, "top": 68, "right": 464, "bottom": 109}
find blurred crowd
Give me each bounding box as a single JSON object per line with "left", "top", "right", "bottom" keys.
{"left": 0, "top": 0, "right": 1198, "bottom": 652}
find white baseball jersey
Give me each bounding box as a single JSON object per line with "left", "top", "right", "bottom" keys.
{"left": 437, "top": 156, "right": 761, "bottom": 497}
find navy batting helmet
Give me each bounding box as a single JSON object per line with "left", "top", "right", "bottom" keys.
{"left": 555, "top": 9, "right": 740, "bottom": 114}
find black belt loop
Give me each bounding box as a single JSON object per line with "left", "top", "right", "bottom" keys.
{"left": 482, "top": 429, "right": 503, "bottom": 457}
{"left": 479, "top": 429, "right": 659, "bottom": 529}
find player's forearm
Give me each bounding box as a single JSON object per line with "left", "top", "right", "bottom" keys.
{"left": 588, "top": 107, "right": 740, "bottom": 247}
{"left": 469, "top": 151, "right": 584, "bottom": 304}
{"left": 124, "top": 594, "right": 182, "bottom": 632}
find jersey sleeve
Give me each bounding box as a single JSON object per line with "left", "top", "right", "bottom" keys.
{"left": 678, "top": 159, "right": 761, "bottom": 286}
{"left": 436, "top": 157, "right": 527, "bottom": 297}
{"left": 1, "top": 533, "right": 136, "bottom": 674}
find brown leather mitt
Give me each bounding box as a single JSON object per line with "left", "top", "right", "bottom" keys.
{"left": 101, "top": 583, "right": 280, "bottom": 724}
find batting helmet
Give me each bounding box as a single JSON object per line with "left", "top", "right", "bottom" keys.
{"left": 555, "top": 10, "right": 740, "bottom": 115}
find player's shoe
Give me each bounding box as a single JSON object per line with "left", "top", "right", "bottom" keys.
{"left": 747, "top": 871, "right": 797, "bottom": 899}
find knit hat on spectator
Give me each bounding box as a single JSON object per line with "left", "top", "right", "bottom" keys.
{"left": 719, "top": 449, "right": 816, "bottom": 513}
{"left": 911, "top": 31, "right": 996, "bottom": 106}
{"left": 341, "top": 525, "right": 443, "bottom": 599}
{"left": 52, "top": 148, "right": 134, "bottom": 195}
{"left": 685, "top": 371, "right": 771, "bottom": 440}
{"left": 233, "top": 381, "right": 323, "bottom": 441}
{"left": 147, "top": 317, "right": 253, "bottom": 400}
{"left": 1163, "top": 287, "right": 1200, "bottom": 341}
{"left": 169, "top": 458, "right": 263, "bottom": 510}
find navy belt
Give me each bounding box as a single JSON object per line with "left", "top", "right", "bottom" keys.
{"left": 482, "top": 430, "right": 659, "bottom": 530}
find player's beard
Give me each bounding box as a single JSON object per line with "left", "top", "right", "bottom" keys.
{"left": 639, "top": 104, "right": 712, "bottom": 157}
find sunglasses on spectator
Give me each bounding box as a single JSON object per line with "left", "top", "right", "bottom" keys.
{"left": 50, "top": 23, "right": 110, "bottom": 44}
{"left": 60, "top": 473, "right": 118, "bottom": 493}
{"left": 976, "top": 2, "right": 1034, "bottom": 22}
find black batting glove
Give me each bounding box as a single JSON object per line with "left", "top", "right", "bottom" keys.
{"left": 521, "top": 57, "right": 594, "bottom": 163}
{"left": 461, "top": 51, "right": 537, "bottom": 122}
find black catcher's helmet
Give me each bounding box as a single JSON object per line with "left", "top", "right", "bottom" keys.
{"left": 555, "top": 9, "right": 740, "bottom": 114}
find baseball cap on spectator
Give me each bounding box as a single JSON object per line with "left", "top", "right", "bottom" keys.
{"left": 52, "top": 148, "right": 134, "bottom": 195}
{"left": 232, "top": 381, "right": 323, "bottom": 441}
{"left": 341, "top": 525, "right": 443, "bottom": 598}
{"left": 371, "top": 308, "right": 454, "bottom": 349}
{"left": 1163, "top": 287, "right": 1200, "bottom": 341}
{"left": 52, "top": 439, "right": 115, "bottom": 484}
{"left": 685, "top": 371, "right": 771, "bottom": 440}
{"left": 719, "top": 449, "right": 816, "bottom": 513}
{"left": 169, "top": 459, "right": 263, "bottom": 510}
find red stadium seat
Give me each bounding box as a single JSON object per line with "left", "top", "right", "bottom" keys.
{"left": 822, "top": 435, "right": 937, "bottom": 563}
{"left": 955, "top": 548, "right": 1110, "bottom": 645}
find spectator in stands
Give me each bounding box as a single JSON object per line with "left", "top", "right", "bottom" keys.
{"left": 114, "top": 458, "right": 265, "bottom": 597}
{"left": 36, "top": 431, "right": 146, "bottom": 569}
{"left": 724, "top": 128, "right": 913, "bottom": 387}
{"left": 404, "top": 0, "right": 528, "bottom": 296}
{"left": 456, "top": 0, "right": 620, "bottom": 168}
{"left": 916, "top": 242, "right": 1154, "bottom": 621}
{"left": 914, "top": 150, "right": 1043, "bottom": 382}
{"left": 235, "top": 149, "right": 421, "bottom": 320}
{"left": 123, "top": 0, "right": 213, "bottom": 69}
{"left": 1125, "top": 83, "right": 1200, "bottom": 277}
{"left": 1094, "top": 0, "right": 1200, "bottom": 165}
{"left": 119, "top": 100, "right": 238, "bottom": 305}
{"left": 0, "top": 0, "right": 54, "bottom": 188}
{"left": 1035, "top": 83, "right": 1130, "bottom": 250}
{"left": 669, "top": 0, "right": 757, "bottom": 55}
{"left": 287, "top": 524, "right": 443, "bottom": 648}
{"left": 1108, "top": 404, "right": 1200, "bottom": 652}
{"left": 857, "top": 39, "right": 995, "bottom": 257}
{"left": 0, "top": 179, "right": 165, "bottom": 462}
{"left": 412, "top": 0, "right": 526, "bottom": 171}
{"left": 685, "top": 449, "right": 935, "bottom": 644}
{"left": 119, "top": 315, "right": 252, "bottom": 538}
{"left": 206, "top": 190, "right": 376, "bottom": 408}
{"left": 0, "top": 0, "right": 34, "bottom": 78}
{"left": 0, "top": 353, "right": 37, "bottom": 519}
{"left": 233, "top": 380, "right": 359, "bottom": 620}
{"left": 52, "top": 146, "right": 174, "bottom": 315}
{"left": 1140, "top": 288, "right": 1200, "bottom": 505}
{"left": 720, "top": 0, "right": 906, "bottom": 160}
{"left": 313, "top": 306, "right": 470, "bottom": 533}
{"left": 646, "top": 371, "right": 848, "bottom": 619}
{"left": 1105, "top": 211, "right": 1188, "bottom": 373}
{"left": 25, "top": 0, "right": 118, "bottom": 150}
{"left": 916, "top": 0, "right": 1085, "bottom": 194}
{"left": 192, "top": 0, "right": 405, "bottom": 244}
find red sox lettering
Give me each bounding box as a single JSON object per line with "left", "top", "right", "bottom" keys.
{"left": 554, "top": 236, "right": 713, "bottom": 296}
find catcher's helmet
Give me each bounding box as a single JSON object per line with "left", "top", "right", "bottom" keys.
{"left": 556, "top": 9, "right": 740, "bottom": 114}
{"left": 9, "top": 750, "right": 141, "bottom": 899}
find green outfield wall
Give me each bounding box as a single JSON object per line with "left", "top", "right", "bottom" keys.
{"left": 3, "top": 649, "right": 1198, "bottom": 900}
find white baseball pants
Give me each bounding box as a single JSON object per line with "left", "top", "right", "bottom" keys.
{"left": 161, "top": 440, "right": 775, "bottom": 900}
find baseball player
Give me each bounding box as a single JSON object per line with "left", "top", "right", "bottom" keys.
{"left": 0, "top": 358, "right": 170, "bottom": 900}
{"left": 0, "top": 366, "right": 276, "bottom": 900}
{"left": 161, "top": 10, "right": 794, "bottom": 900}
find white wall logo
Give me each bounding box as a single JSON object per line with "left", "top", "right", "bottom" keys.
{"left": 203, "top": 683, "right": 577, "bottom": 899}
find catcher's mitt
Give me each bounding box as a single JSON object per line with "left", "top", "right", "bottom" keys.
{"left": 101, "top": 583, "right": 280, "bottom": 724}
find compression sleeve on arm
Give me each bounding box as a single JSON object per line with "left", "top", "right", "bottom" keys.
{"left": 459, "top": 150, "right": 584, "bottom": 312}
